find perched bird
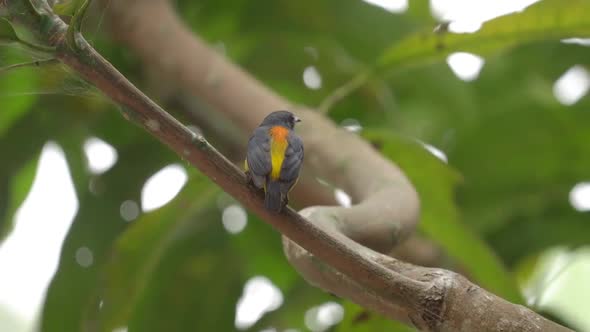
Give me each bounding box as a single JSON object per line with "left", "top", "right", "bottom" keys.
{"left": 245, "top": 110, "right": 304, "bottom": 212}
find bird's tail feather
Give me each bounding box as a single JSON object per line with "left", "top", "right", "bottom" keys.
{"left": 264, "top": 180, "right": 283, "bottom": 212}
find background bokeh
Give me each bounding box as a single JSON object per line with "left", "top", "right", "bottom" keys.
{"left": 1, "top": 0, "right": 589, "bottom": 331}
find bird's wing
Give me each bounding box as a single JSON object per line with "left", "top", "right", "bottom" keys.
{"left": 280, "top": 132, "right": 304, "bottom": 183}
{"left": 246, "top": 126, "right": 272, "bottom": 179}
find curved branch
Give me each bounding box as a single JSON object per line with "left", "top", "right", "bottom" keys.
{"left": 1, "top": 1, "right": 572, "bottom": 331}
{"left": 99, "top": 0, "right": 444, "bottom": 268}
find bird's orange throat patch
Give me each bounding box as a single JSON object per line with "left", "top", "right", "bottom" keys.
{"left": 269, "top": 126, "right": 289, "bottom": 180}
{"left": 270, "top": 126, "right": 289, "bottom": 141}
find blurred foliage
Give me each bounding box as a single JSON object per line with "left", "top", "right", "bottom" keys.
{"left": 338, "top": 302, "right": 415, "bottom": 332}
{"left": 0, "top": 0, "right": 589, "bottom": 331}
{"left": 365, "top": 131, "right": 522, "bottom": 303}
{"left": 0, "top": 18, "right": 21, "bottom": 45}
{"left": 52, "top": 0, "right": 87, "bottom": 16}
{"left": 378, "top": 0, "right": 590, "bottom": 70}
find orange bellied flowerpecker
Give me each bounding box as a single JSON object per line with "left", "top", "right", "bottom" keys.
{"left": 245, "top": 111, "right": 304, "bottom": 212}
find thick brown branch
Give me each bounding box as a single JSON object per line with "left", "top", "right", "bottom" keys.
{"left": 1, "top": 1, "right": 573, "bottom": 331}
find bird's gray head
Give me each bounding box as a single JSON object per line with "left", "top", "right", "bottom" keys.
{"left": 261, "top": 110, "right": 301, "bottom": 129}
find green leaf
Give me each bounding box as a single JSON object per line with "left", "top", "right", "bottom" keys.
{"left": 364, "top": 130, "right": 524, "bottom": 304}
{"left": 0, "top": 18, "right": 19, "bottom": 44}
{"left": 52, "top": 0, "right": 86, "bottom": 16}
{"left": 0, "top": 52, "right": 40, "bottom": 136}
{"left": 2, "top": 161, "right": 37, "bottom": 231}
{"left": 379, "top": 0, "right": 590, "bottom": 70}
{"left": 337, "top": 301, "right": 415, "bottom": 332}
{"left": 0, "top": 65, "right": 44, "bottom": 243}
{"left": 53, "top": 0, "right": 91, "bottom": 50}
{"left": 65, "top": 0, "right": 90, "bottom": 50}
{"left": 0, "top": 156, "right": 38, "bottom": 241}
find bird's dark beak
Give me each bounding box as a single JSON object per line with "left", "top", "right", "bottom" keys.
{"left": 294, "top": 116, "right": 301, "bottom": 123}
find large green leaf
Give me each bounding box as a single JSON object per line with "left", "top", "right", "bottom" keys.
{"left": 0, "top": 97, "right": 87, "bottom": 243}
{"left": 365, "top": 130, "right": 523, "bottom": 304}
{"left": 40, "top": 137, "right": 176, "bottom": 332}
{"left": 0, "top": 49, "right": 39, "bottom": 136}
{"left": 378, "top": 0, "right": 590, "bottom": 70}
{"left": 96, "top": 175, "right": 220, "bottom": 331}
{"left": 0, "top": 18, "right": 19, "bottom": 44}
{"left": 125, "top": 220, "right": 243, "bottom": 332}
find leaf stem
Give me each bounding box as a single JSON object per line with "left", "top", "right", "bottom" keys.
{"left": 0, "top": 57, "right": 58, "bottom": 74}
{"left": 318, "top": 70, "right": 372, "bottom": 114}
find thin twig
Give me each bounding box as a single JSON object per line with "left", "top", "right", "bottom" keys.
{"left": 17, "top": 38, "right": 56, "bottom": 53}
{"left": 318, "top": 70, "right": 372, "bottom": 114}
